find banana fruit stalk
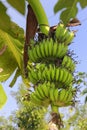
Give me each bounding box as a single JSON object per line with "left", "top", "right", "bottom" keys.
{"left": 27, "top": 0, "right": 50, "bottom": 35}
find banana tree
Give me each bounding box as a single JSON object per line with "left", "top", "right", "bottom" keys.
{"left": 0, "top": 0, "right": 85, "bottom": 129}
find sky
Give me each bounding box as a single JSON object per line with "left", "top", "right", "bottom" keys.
{"left": 0, "top": 0, "right": 87, "bottom": 117}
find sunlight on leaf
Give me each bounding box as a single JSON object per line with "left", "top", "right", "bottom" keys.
{"left": 0, "top": 29, "right": 23, "bottom": 69}
{"left": 0, "top": 84, "right": 7, "bottom": 109}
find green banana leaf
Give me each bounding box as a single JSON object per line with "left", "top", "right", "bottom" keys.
{"left": 7, "top": 0, "right": 25, "bottom": 15}
{"left": 8, "top": 22, "right": 24, "bottom": 44}
{"left": 0, "top": 2, "right": 11, "bottom": 33}
{"left": 0, "top": 29, "right": 23, "bottom": 82}
{"left": 54, "top": 0, "right": 78, "bottom": 25}
{"left": 0, "top": 84, "right": 7, "bottom": 109}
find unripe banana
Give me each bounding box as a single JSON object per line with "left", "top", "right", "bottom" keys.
{"left": 30, "top": 93, "right": 42, "bottom": 106}
{"left": 37, "top": 70, "right": 42, "bottom": 80}
{"left": 49, "top": 87, "right": 55, "bottom": 102}
{"left": 46, "top": 69, "right": 51, "bottom": 81}
{"left": 59, "top": 89, "right": 66, "bottom": 102}
{"left": 65, "top": 56, "right": 72, "bottom": 68}
{"left": 54, "top": 88, "right": 59, "bottom": 101}
{"left": 55, "top": 24, "right": 64, "bottom": 39}
{"left": 62, "top": 55, "right": 68, "bottom": 66}
{"left": 35, "top": 44, "right": 42, "bottom": 58}
{"left": 36, "top": 84, "right": 46, "bottom": 98}
{"left": 35, "top": 88, "right": 43, "bottom": 100}
{"left": 65, "top": 73, "right": 73, "bottom": 86}
{"left": 59, "top": 45, "right": 68, "bottom": 58}
{"left": 55, "top": 68, "right": 59, "bottom": 81}
{"left": 56, "top": 43, "right": 62, "bottom": 57}
{"left": 30, "top": 70, "right": 38, "bottom": 81}
{"left": 29, "top": 72, "right": 37, "bottom": 84}
{"left": 58, "top": 68, "right": 64, "bottom": 82}
{"left": 40, "top": 43, "right": 45, "bottom": 58}
{"left": 44, "top": 39, "right": 49, "bottom": 56}
{"left": 62, "top": 91, "right": 69, "bottom": 102}
{"left": 41, "top": 83, "right": 50, "bottom": 97}
{"left": 65, "top": 31, "right": 74, "bottom": 45}
{"left": 28, "top": 0, "right": 50, "bottom": 35}
{"left": 32, "top": 47, "right": 38, "bottom": 62}
{"left": 29, "top": 49, "right": 36, "bottom": 62}
{"left": 53, "top": 42, "right": 58, "bottom": 57}
{"left": 61, "top": 29, "right": 69, "bottom": 42}
{"left": 61, "top": 69, "right": 69, "bottom": 84}
{"left": 48, "top": 39, "right": 53, "bottom": 56}
{"left": 66, "top": 92, "right": 73, "bottom": 102}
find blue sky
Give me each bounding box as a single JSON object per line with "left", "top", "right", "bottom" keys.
{"left": 0, "top": 0, "right": 87, "bottom": 117}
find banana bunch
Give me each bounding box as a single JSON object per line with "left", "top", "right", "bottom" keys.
{"left": 62, "top": 55, "right": 75, "bottom": 72}
{"left": 30, "top": 82, "right": 51, "bottom": 107}
{"left": 28, "top": 65, "right": 73, "bottom": 87}
{"left": 30, "top": 82, "right": 74, "bottom": 109}
{"left": 55, "top": 24, "right": 74, "bottom": 45}
{"left": 28, "top": 38, "right": 68, "bottom": 63}
{"left": 49, "top": 87, "right": 74, "bottom": 107}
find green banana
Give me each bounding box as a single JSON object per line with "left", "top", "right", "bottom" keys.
{"left": 55, "top": 68, "right": 59, "bottom": 81}
{"left": 66, "top": 91, "right": 73, "bottom": 102}
{"left": 40, "top": 42, "right": 45, "bottom": 58}
{"left": 71, "top": 64, "right": 75, "bottom": 72}
{"left": 53, "top": 88, "right": 59, "bottom": 101}
{"left": 62, "top": 90, "right": 69, "bottom": 102}
{"left": 29, "top": 49, "right": 36, "bottom": 62}
{"left": 46, "top": 69, "right": 51, "bottom": 81}
{"left": 61, "top": 28, "right": 69, "bottom": 42}
{"left": 59, "top": 89, "right": 66, "bottom": 102}
{"left": 58, "top": 68, "right": 64, "bottom": 82}
{"left": 33, "top": 47, "right": 39, "bottom": 61}
{"left": 65, "top": 56, "right": 72, "bottom": 68}
{"left": 29, "top": 72, "right": 37, "bottom": 84}
{"left": 62, "top": 55, "right": 68, "bottom": 66}
{"left": 65, "top": 73, "right": 73, "bottom": 86}
{"left": 44, "top": 40, "right": 49, "bottom": 56}
{"left": 28, "top": 0, "right": 50, "bottom": 35}
{"left": 35, "top": 87, "right": 44, "bottom": 100}
{"left": 48, "top": 39, "right": 53, "bottom": 56}
{"left": 42, "top": 67, "right": 47, "bottom": 80}
{"left": 41, "top": 83, "right": 50, "bottom": 97}
{"left": 30, "top": 93, "right": 42, "bottom": 106}
{"left": 49, "top": 87, "right": 55, "bottom": 102}
{"left": 62, "top": 56, "right": 75, "bottom": 72}
{"left": 55, "top": 24, "right": 64, "bottom": 39}
{"left": 53, "top": 42, "right": 58, "bottom": 57}
{"left": 59, "top": 45, "right": 68, "bottom": 58}
{"left": 63, "top": 29, "right": 70, "bottom": 42}
{"left": 65, "top": 31, "right": 74, "bottom": 45}
{"left": 36, "top": 84, "right": 46, "bottom": 98}
{"left": 35, "top": 44, "right": 42, "bottom": 58}
{"left": 30, "top": 70, "right": 38, "bottom": 81}
{"left": 61, "top": 69, "right": 69, "bottom": 84}
{"left": 37, "top": 70, "right": 42, "bottom": 80}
